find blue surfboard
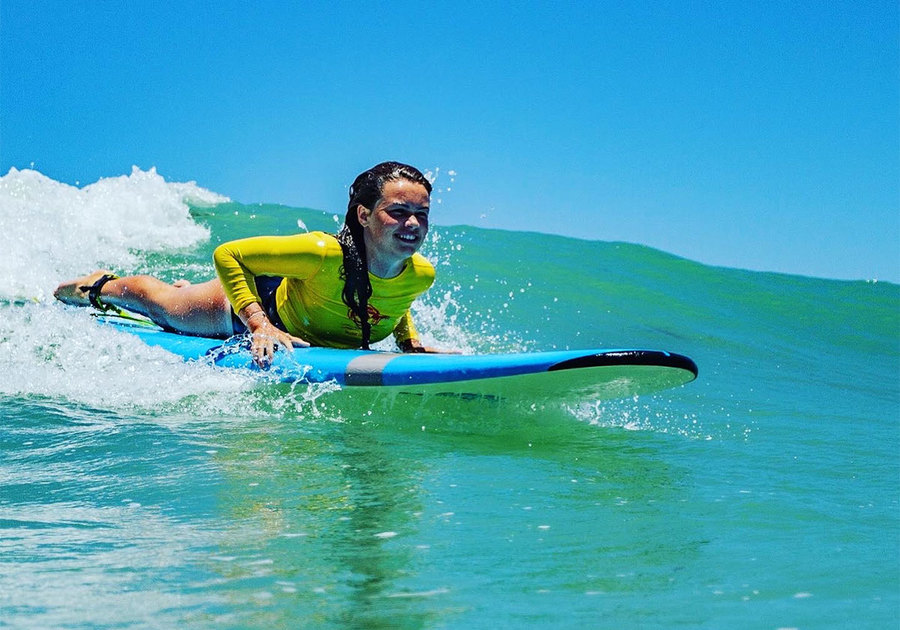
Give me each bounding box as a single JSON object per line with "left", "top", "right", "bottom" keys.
{"left": 102, "top": 319, "right": 698, "bottom": 401}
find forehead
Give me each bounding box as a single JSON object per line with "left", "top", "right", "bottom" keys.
{"left": 378, "top": 179, "right": 430, "bottom": 207}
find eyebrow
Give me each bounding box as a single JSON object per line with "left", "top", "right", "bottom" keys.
{"left": 385, "top": 201, "right": 429, "bottom": 211}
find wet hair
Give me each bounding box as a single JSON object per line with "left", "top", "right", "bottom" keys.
{"left": 336, "top": 161, "right": 432, "bottom": 349}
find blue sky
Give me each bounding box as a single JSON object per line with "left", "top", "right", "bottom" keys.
{"left": 2, "top": 1, "right": 897, "bottom": 281}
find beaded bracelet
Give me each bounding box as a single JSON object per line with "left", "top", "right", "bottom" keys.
{"left": 245, "top": 311, "right": 268, "bottom": 324}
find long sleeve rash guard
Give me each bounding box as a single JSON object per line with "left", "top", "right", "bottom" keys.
{"left": 213, "top": 231, "right": 435, "bottom": 348}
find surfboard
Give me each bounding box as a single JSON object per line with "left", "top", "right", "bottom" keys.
{"left": 102, "top": 319, "right": 698, "bottom": 402}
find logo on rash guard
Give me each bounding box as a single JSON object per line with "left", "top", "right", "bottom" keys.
{"left": 348, "top": 304, "right": 390, "bottom": 327}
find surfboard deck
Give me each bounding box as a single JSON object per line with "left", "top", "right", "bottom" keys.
{"left": 101, "top": 319, "right": 698, "bottom": 401}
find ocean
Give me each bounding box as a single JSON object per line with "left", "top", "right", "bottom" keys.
{"left": 1, "top": 166, "right": 897, "bottom": 629}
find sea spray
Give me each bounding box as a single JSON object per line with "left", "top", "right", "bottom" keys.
{"left": 0, "top": 302, "right": 248, "bottom": 411}
{"left": 0, "top": 166, "right": 223, "bottom": 301}
{"left": 416, "top": 226, "right": 529, "bottom": 354}
{"left": 2, "top": 167, "right": 898, "bottom": 629}
{"left": 0, "top": 302, "right": 343, "bottom": 422}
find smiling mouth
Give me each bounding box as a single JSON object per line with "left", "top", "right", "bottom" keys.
{"left": 395, "top": 233, "right": 419, "bottom": 243}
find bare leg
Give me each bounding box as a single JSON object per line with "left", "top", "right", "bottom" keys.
{"left": 55, "top": 270, "right": 234, "bottom": 338}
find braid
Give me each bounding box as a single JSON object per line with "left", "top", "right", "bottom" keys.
{"left": 336, "top": 222, "right": 373, "bottom": 349}
{"left": 339, "top": 161, "right": 432, "bottom": 350}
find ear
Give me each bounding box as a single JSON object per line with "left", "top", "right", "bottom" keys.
{"left": 356, "top": 203, "right": 371, "bottom": 227}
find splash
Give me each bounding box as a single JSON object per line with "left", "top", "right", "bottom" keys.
{"left": 0, "top": 302, "right": 245, "bottom": 409}
{"left": 565, "top": 397, "right": 711, "bottom": 439}
{"left": 0, "top": 166, "right": 224, "bottom": 302}
{"left": 564, "top": 391, "right": 753, "bottom": 442}
{"left": 412, "top": 227, "right": 528, "bottom": 354}
{"left": 422, "top": 166, "right": 456, "bottom": 208}
{"left": 0, "top": 302, "right": 342, "bottom": 423}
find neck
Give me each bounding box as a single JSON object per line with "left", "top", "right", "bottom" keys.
{"left": 366, "top": 255, "right": 406, "bottom": 279}
{"left": 362, "top": 231, "right": 407, "bottom": 278}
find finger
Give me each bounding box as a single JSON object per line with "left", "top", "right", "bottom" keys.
{"left": 253, "top": 334, "right": 274, "bottom": 367}
{"left": 273, "top": 333, "right": 309, "bottom": 352}
{"left": 421, "top": 346, "right": 461, "bottom": 354}
{"left": 276, "top": 333, "right": 295, "bottom": 353}
{"left": 251, "top": 346, "right": 268, "bottom": 368}
{"left": 252, "top": 345, "right": 269, "bottom": 367}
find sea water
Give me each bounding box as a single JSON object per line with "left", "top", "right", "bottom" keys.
{"left": 0, "top": 167, "right": 897, "bottom": 629}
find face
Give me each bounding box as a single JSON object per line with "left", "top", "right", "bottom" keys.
{"left": 358, "top": 178, "right": 430, "bottom": 275}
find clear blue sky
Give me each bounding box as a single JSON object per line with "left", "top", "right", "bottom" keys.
{"left": 2, "top": 1, "right": 897, "bottom": 281}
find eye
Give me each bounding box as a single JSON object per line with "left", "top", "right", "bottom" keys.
{"left": 385, "top": 207, "right": 429, "bottom": 222}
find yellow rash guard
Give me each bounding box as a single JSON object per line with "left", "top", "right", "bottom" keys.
{"left": 212, "top": 231, "right": 435, "bottom": 348}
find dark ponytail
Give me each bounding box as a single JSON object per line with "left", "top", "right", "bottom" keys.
{"left": 337, "top": 161, "right": 432, "bottom": 349}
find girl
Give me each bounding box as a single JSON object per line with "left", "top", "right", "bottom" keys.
{"left": 55, "top": 162, "right": 442, "bottom": 366}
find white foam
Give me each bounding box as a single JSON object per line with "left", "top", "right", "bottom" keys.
{"left": 0, "top": 166, "right": 224, "bottom": 302}
{"left": 566, "top": 398, "right": 715, "bottom": 440}
{"left": 1, "top": 300, "right": 345, "bottom": 422}
{"left": 0, "top": 302, "right": 256, "bottom": 415}
{"left": 389, "top": 228, "right": 526, "bottom": 355}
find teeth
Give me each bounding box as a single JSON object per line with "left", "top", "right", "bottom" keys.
{"left": 397, "top": 234, "right": 417, "bottom": 241}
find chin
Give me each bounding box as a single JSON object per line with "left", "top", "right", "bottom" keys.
{"left": 394, "top": 239, "right": 421, "bottom": 254}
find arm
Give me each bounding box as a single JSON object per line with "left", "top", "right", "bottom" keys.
{"left": 393, "top": 310, "right": 455, "bottom": 354}
{"left": 397, "top": 337, "right": 442, "bottom": 353}
{"left": 214, "top": 235, "right": 324, "bottom": 366}
{"left": 213, "top": 234, "right": 326, "bottom": 314}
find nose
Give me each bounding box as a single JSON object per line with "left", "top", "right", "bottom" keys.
{"left": 404, "top": 214, "right": 420, "bottom": 228}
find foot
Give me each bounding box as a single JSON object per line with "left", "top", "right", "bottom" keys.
{"left": 54, "top": 270, "right": 116, "bottom": 306}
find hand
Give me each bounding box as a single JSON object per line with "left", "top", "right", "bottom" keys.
{"left": 247, "top": 316, "right": 309, "bottom": 368}
{"left": 398, "top": 338, "right": 460, "bottom": 354}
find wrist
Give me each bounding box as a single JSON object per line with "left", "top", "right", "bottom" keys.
{"left": 245, "top": 310, "right": 269, "bottom": 331}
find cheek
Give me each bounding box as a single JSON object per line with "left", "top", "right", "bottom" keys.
{"left": 367, "top": 215, "right": 396, "bottom": 240}
{"left": 383, "top": 217, "right": 404, "bottom": 233}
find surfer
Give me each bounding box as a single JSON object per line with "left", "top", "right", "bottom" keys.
{"left": 55, "top": 161, "right": 445, "bottom": 366}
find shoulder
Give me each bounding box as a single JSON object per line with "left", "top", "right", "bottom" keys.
{"left": 321, "top": 232, "right": 347, "bottom": 256}
{"left": 407, "top": 253, "right": 435, "bottom": 281}
{"left": 288, "top": 231, "right": 342, "bottom": 257}
{"left": 298, "top": 231, "right": 337, "bottom": 249}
